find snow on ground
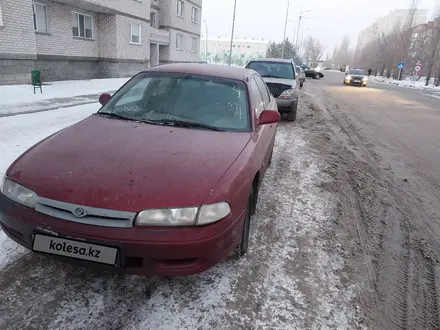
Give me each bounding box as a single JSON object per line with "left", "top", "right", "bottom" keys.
{"left": 0, "top": 103, "right": 362, "bottom": 329}
{"left": 369, "top": 76, "right": 440, "bottom": 96}
{"left": 0, "top": 78, "right": 129, "bottom": 106}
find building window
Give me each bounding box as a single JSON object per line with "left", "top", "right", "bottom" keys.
{"left": 191, "top": 7, "right": 198, "bottom": 23}
{"left": 72, "top": 12, "right": 92, "bottom": 39}
{"left": 177, "top": 0, "right": 184, "bottom": 17}
{"left": 130, "top": 23, "right": 141, "bottom": 44}
{"left": 150, "top": 12, "right": 156, "bottom": 28}
{"left": 176, "top": 33, "right": 183, "bottom": 50}
{"left": 33, "top": 2, "right": 48, "bottom": 33}
{"left": 191, "top": 37, "right": 197, "bottom": 52}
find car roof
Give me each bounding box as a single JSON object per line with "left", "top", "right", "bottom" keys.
{"left": 146, "top": 63, "right": 251, "bottom": 81}
{"left": 249, "top": 57, "right": 292, "bottom": 63}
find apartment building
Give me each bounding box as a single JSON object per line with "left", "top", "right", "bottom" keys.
{"left": 200, "top": 36, "right": 270, "bottom": 65}
{"left": 356, "top": 9, "right": 428, "bottom": 51}
{"left": 0, "top": 0, "right": 202, "bottom": 85}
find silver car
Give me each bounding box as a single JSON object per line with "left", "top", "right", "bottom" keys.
{"left": 246, "top": 58, "right": 300, "bottom": 122}
{"left": 296, "top": 65, "right": 306, "bottom": 88}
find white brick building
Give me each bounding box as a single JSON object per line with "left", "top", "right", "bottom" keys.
{"left": 0, "top": 0, "right": 202, "bottom": 84}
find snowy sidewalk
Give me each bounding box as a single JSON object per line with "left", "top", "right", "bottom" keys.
{"left": 0, "top": 78, "right": 129, "bottom": 117}
{"left": 369, "top": 76, "right": 440, "bottom": 98}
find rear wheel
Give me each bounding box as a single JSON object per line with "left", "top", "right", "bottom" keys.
{"left": 287, "top": 102, "right": 298, "bottom": 122}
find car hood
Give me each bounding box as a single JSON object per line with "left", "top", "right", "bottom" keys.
{"left": 8, "top": 115, "right": 251, "bottom": 211}
{"left": 348, "top": 75, "right": 365, "bottom": 79}
{"left": 261, "top": 77, "right": 296, "bottom": 88}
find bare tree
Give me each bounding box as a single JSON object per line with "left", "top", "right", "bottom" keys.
{"left": 303, "top": 36, "right": 325, "bottom": 66}
{"left": 424, "top": 2, "right": 440, "bottom": 85}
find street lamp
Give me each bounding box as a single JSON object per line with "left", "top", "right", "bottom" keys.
{"left": 204, "top": 20, "right": 208, "bottom": 62}
{"left": 228, "top": 0, "right": 238, "bottom": 66}
{"left": 295, "top": 10, "right": 311, "bottom": 47}
{"left": 281, "top": 0, "right": 290, "bottom": 58}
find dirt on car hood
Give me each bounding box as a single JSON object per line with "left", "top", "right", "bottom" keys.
{"left": 7, "top": 115, "right": 251, "bottom": 211}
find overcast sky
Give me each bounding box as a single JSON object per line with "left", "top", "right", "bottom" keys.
{"left": 201, "top": 0, "right": 438, "bottom": 54}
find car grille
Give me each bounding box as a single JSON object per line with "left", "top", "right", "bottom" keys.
{"left": 35, "top": 197, "right": 137, "bottom": 228}
{"left": 265, "top": 83, "right": 292, "bottom": 98}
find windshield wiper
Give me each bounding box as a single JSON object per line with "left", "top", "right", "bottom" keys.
{"left": 158, "top": 119, "right": 225, "bottom": 131}
{"left": 260, "top": 74, "right": 284, "bottom": 78}
{"left": 97, "top": 112, "right": 138, "bottom": 121}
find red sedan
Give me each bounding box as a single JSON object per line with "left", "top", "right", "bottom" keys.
{"left": 0, "top": 64, "right": 280, "bottom": 276}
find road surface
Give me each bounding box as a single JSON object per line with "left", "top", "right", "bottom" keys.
{"left": 1, "top": 72, "right": 440, "bottom": 329}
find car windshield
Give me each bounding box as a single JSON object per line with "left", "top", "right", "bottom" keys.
{"left": 349, "top": 69, "right": 365, "bottom": 75}
{"left": 98, "top": 73, "right": 250, "bottom": 132}
{"left": 248, "top": 61, "right": 295, "bottom": 79}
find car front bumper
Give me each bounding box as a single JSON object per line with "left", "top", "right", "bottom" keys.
{"left": 276, "top": 97, "right": 298, "bottom": 113}
{"left": 346, "top": 79, "right": 366, "bottom": 86}
{"left": 0, "top": 193, "right": 244, "bottom": 276}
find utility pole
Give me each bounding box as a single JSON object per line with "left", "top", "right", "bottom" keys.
{"left": 281, "top": 0, "right": 290, "bottom": 58}
{"left": 204, "top": 20, "right": 208, "bottom": 62}
{"left": 228, "top": 0, "right": 238, "bottom": 66}
{"left": 295, "top": 10, "right": 310, "bottom": 47}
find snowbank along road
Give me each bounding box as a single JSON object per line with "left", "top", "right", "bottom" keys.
{"left": 1, "top": 70, "right": 440, "bottom": 329}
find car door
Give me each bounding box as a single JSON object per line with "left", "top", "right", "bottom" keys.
{"left": 251, "top": 75, "right": 275, "bottom": 170}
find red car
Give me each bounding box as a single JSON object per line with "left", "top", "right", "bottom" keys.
{"left": 0, "top": 64, "right": 280, "bottom": 276}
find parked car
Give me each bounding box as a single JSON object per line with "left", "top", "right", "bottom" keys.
{"left": 296, "top": 65, "right": 306, "bottom": 88}
{"left": 343, "top": 68, "right": 368, "bottom": 87}
{"left": 246, "top": 58, "right": 300, "bottom": 121}
{"left": 0, "top": 64, "right": 281, "bottom": 277}
{"left": 301, "top": 65, "right": 325, "bottom": 79}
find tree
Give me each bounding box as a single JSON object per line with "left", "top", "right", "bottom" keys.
{"left": 424, "top": 2, "right": 440, "bottom": 85}
{"left": 265, "top": 39, "right": 302, "bottom": 63}
{"left": 303, "top": 36, "right": 325, "bottom": 64}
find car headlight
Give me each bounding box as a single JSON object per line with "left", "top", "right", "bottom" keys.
{"left": 1, "top": 177, "right": 37, "bottom": 208}
{"left": 362, "top": 77, "right": 368, "bottom": 81}
{"left": 345, "top": 75, "right": 352, "bottom": 80}
{"left": 135, "top": 202, "right": 231, "bottom": 226}
{"left": 278, "top": 88, "right": 295, "bottom": 99}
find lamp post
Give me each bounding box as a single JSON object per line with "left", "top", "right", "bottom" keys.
{"left": 281, "top": 0, "right": 290, "bottom": 58}
{"left": 295, "top": 10, "right": 311, "bottom": 47}
{"left": 228, "top": 0, "right": 238, "bottom": 66}
{"left": 204, "top": 20, "right": 208, "bottom": 62}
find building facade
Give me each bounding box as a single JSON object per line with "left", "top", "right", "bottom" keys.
{"left": 200, "top": 36, "right": 270, "bottom": 66}
{"left": 356, "top": 9, "right": 428, "bottom": 51}
{"left": 0, "top": 0, "right": 202, "bottom": 85}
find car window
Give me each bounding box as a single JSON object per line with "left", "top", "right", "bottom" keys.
{"left": 348, "top": 69, "right": 365, "bottom": 75}
{"left": 99, "top": 73, "right": 250, "bottom": 131}
{"left": 253, "top": 76, "right": 271, "bottom": 108}
{"left": 247, "top": 61, "right": 295, "bottom": 79}
{"left": 250, "top": 78, "right": 264, "bottom": 118}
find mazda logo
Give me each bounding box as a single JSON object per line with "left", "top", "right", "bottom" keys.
{"left": 73, "top": 207, "right": 87, "bottom": 218}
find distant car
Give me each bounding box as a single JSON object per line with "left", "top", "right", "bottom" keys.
{"left": 323, "top": 67, "right": 330, "bottom": 70}
{"left": 344, "top": 68, "right": 368, "bottom": 87}
{"left": 301, "top": 65, "right": 325, "bottom": 79}
{"left": 296, "top": 65, "right": 306, "bottom": 88}
{"left": 246, "top": 58, "right": 300, "bottom": 121}
{"left": 0, "top": 64, "right": 281, "bottom": 277}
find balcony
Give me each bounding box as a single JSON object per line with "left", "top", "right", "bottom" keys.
{"left": 150, "top": 28, "right": 170, "bottom": 46}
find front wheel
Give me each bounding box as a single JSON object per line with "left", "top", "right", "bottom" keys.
{"left": 237, "top": 193, "right": 253, "bottom": 257}
{"left": 315, "top": 73, "right": 321, "bottom": 79}
{"left": 287, "top": 102, "right": 298, "bottom": 122}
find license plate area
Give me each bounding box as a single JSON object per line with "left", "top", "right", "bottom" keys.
{"left": 33, "top": 233, "right": 119, "bottom": 265}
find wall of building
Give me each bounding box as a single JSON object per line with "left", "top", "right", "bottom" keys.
{"left": 98, "top": 14, "right": 117, "bottom": 59}
{"left": 0, "top": 0, "right": 38, "bottom": 84}
{"left": 161, "top": 29, "right": 199, "bottom": 63}
{"left": 115, "top": 15, "right": 150, "bottom": 61}
{"left": 35, "top": 1, "right": 99, "bottom": 57}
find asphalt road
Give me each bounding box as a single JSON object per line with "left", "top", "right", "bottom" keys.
{"left": 303, "top": 71, "right": 440, "bottom": 329}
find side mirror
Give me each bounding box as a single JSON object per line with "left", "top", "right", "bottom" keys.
{"left": 258, "top": 110, "right": 281, "bottom": 126}
{"left": 99, "top": 93, "right": 111, "bottom": 106}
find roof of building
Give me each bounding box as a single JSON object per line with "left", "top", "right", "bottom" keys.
{"left": 146, "top": 63, "right": 251, "bottom": 81}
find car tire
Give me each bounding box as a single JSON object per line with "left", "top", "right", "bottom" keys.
{"left": 315, "top": 73, "right": 320, "bottom": 79}
{"left": 286, "top": 102, "right": 298, "bottom": 122}
{"left": 237, "top": 192, "right": 253, "bottom": 257}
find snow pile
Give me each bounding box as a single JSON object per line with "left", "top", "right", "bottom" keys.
{"left": 369, "top": 76, "right": 440, "bottom": 96}
{"left": 0, "top": 78, "right": 129, "bottom": 106}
